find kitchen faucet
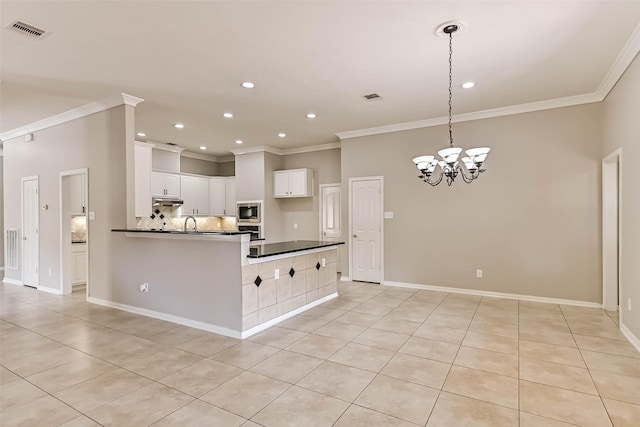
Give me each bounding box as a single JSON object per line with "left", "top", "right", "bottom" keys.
{"left": 184, "top": 216, "right": 197, "bottom": 232}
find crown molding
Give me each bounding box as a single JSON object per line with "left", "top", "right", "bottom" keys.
{"left": 283, "top": 142, "right": 341, "bottom": 155}
{"left": 181, "top": 151, "right": 234, "bottom": 163}
{"left": 0, "top": 93, "right": 144, "bottom": 143}
{"left": 597, "top": 20, "right": 640, "bottom": 100}
{"left": 231, "top": 142, "right": 341, "bottom": 156}
{"left": 336, "top": 92, "right": 600, "bottom": 140}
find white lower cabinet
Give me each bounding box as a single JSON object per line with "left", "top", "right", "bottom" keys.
{"left": 71, "top": 244, "right": 87, "bottom": 285}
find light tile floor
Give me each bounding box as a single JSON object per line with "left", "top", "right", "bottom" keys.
{"left": 1, "top": 281, "right": 640, "bottom": 426}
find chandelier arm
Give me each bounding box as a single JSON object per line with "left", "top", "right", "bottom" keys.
{"left": 457, "top": 166, "right": 476, "bottom": 184}
{"left": 426, "top": 171, "right": 444, "bottom": 186}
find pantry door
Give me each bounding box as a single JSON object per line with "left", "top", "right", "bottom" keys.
{"left": 350, "top": 177, "right": 383, "bottom": 283}
{"left": 22, "top": 176, "right": 39, "bottom": 287}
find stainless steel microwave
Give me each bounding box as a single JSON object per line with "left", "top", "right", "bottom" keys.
{"left": 237, "top": 202, "right": 261, "bottom": 223}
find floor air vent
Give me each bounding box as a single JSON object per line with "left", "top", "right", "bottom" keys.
{"left": 7, "top": 20, "right": 51, "bottom": 39}
{"left": 5, "top": 229, "right": 19, "bottom": 270}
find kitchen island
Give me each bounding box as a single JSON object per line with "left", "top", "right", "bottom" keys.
{"left": 107, "top": 229, "right": 343, "bottom": 338}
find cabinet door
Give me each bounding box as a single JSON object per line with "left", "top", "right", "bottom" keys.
{"left": 209, "top": 178, "right": 226, "bottom": 216}
{"left": 165, "top": 174, "right": 181, "bottom": 198}
{"left": 180, "top": 176, "right": 196, "bottom": 215}
{"left": 135, "top": 144, "right": 152, "bottom": 217}
{"left": 69, "top": 174, "right": 85, "bottom": 215}
{"left": 71, "top": 251, "right": 87, "bottom": 284}
{"left": 225, "top": 178, "right": 236, "bottom": 216}
{"left": 288, "top": 170, "right": 308, "bottom": 196}
{"left": 195, "top": 177, "right": 209, "bottom": 216}
{"left": 273, "top": 172, "right": 290, "bottom": 197}
{"left": 151, "top": 172, "right": 167, "bottom": 197}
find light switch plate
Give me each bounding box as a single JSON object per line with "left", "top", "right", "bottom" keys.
{"left": 88, "top": 211, "right": 96, "bottom": 220}
{"left": 275, "top": 268, "right": 280, "bottom": 279}
{"left": 384, "top": 212, "right": 394, "bottom": 219}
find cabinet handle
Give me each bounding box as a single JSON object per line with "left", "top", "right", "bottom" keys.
{"left": 82, "top": 206, "right": 85, "bottom": 214}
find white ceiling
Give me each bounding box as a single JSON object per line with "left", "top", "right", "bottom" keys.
{"left": 2, "top": 1, "right": 640, "bottom": 157}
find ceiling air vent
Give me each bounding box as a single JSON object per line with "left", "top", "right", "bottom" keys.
{"left": 363, "top": 93, "right": 382, "bottom": 101}
{"left": 7, "top": 20, "right": 50, "bottom": 39}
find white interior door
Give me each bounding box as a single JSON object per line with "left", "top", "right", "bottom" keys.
{"left": 22, "top": 177, "right": 39, "bottom": 287}
{"left": 321, "top": 184, "right": 342, "bottom": 273}
{"left": 351, "top": 178, "right": 382, "bottom": 283}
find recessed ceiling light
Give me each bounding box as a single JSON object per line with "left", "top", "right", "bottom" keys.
{"left": 235, "top": 140, "right": 243, "bottom": 144}
{"left": 200, "top": 146, "right": 207, "bottom": 150}
{"left": 241, "top": 82, "right": 255, "bottom": 89}
{"left": 223, "top": 113, "right": 233, "bottom": 118}
{"left": 278, "top": 133, "right": 286, "bottom": 138}
{"left": 136, "top": 132, "right": 146, "bottom": 137}
{"left": 306, "top": 113, "right": 316, "bottom": 119}
{"left": 174, "top": 123, "right": 185, "bottom": 129}
{"left": 462, "top": 82, "right": 475, "bottom": 89}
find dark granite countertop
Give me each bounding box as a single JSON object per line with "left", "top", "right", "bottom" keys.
{"left": 248, "top": 240, "right": 344, "bottom": 258}
{"left": 111, "top": 229, "right": 251, "bottom": 235}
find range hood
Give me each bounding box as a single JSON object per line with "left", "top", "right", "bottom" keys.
{"left": 152, "top": 197, "right": 183, "bottom": 207}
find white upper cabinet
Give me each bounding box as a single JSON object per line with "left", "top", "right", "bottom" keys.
{"left": 69, "top": 174, "right": 86, "bottom": 215}
{"left": 273, "top": 168, "right": 313, "bottom": 198}
{"left": 225, "top": 178, "right": 236, "bottom": 216}
{"left": 151, "top": 172, "right": 180, "bottom": 198}
{"left": 135, "top": 142, "right": 153, "bottom": 217}
{"left": 181, "top": 175, "right": 209, "bottom": 216}
{"left": 209, "top": 177, "right": 236, "bottom": 216}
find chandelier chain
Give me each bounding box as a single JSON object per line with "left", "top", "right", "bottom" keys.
{"left": 448, "top": 31, "right": 453, "bottom": 147}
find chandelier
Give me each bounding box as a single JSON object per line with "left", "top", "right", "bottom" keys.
{"left": 412, "top": 22, "right": 490, "bottom": 186}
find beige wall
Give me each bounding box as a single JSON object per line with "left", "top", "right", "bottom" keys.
{"left": 180, "top": 157, "right": 235, "bottom": 177}
{"left": 341, "top": 103, "right": 603, "bottom": 302}
{"left": 602, "top": 53, "right": 640, "bottom": 338}
{"left": 3, "top": 105, "right": 129, "bottom": 295}
{"left": 264, "top": 152, "right": 285, "bottom": 242}
{"left": 279, "top": 148, "right": 341, "bottom": 241}
{"left": 235, "top": 152, "right": 265, "bottom": 202}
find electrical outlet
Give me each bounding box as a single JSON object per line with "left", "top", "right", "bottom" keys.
{"left": 275, "top": 268, "right": 280, "bottom": 279}
{"left": 48, "top": 268, "right": 52, "bottom": 277}
{"left": 294, "top": 223, "right": 298, "bottom": 229}
{"left": 476, "top": 269, "right": 483, "bottom": 278}
{"left": 140, "top": 283, "right": 149, "bottom": 293}
{"left": 628, "top": 298, "right": 632, "bottom": 311}
{"left": 322, "top": 258, "right": 326, "bottom": 267}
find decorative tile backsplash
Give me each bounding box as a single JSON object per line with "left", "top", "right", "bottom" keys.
{"left": 71, "top": 216, "right": 87, "bottom": 241}
{"left": 136, "top": 206, "right": 237, "bottom": 231}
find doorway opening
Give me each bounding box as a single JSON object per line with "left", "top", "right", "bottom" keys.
{"left": 602, "top": 149, "right": 621, "bottom": 316}
{"left": 60, "top": 169, "right": 89, "bottom": 296}
{"left": 349, "top": 176, "right": 383, "bottom": 284}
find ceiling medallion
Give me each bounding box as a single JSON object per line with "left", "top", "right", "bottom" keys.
{"left": 412, "top": 21, "right": 490, "bottom": 186}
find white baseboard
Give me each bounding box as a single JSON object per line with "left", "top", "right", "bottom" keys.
{"left": 37, "top": 286, "right": 62, "bottom": 295}
{"left": 340, "top": 276, "right": 352, "bottom": 282}
{"left": 2, "top": 277, "right": 23, "bottom": 286}
{"left": 241, "top": 293, "right": 338, "bottom": 339}
{"left": 382, "top": 280, "right": 602, "bottom": 308}
{"left": 87, "top": 296, "right": 243, "bottom": 339}
{"left": 87, "top": 293, "right": 339, "bottom": 340}
{"left": 620, "top": 322, "right": 640, "bottom": 353}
